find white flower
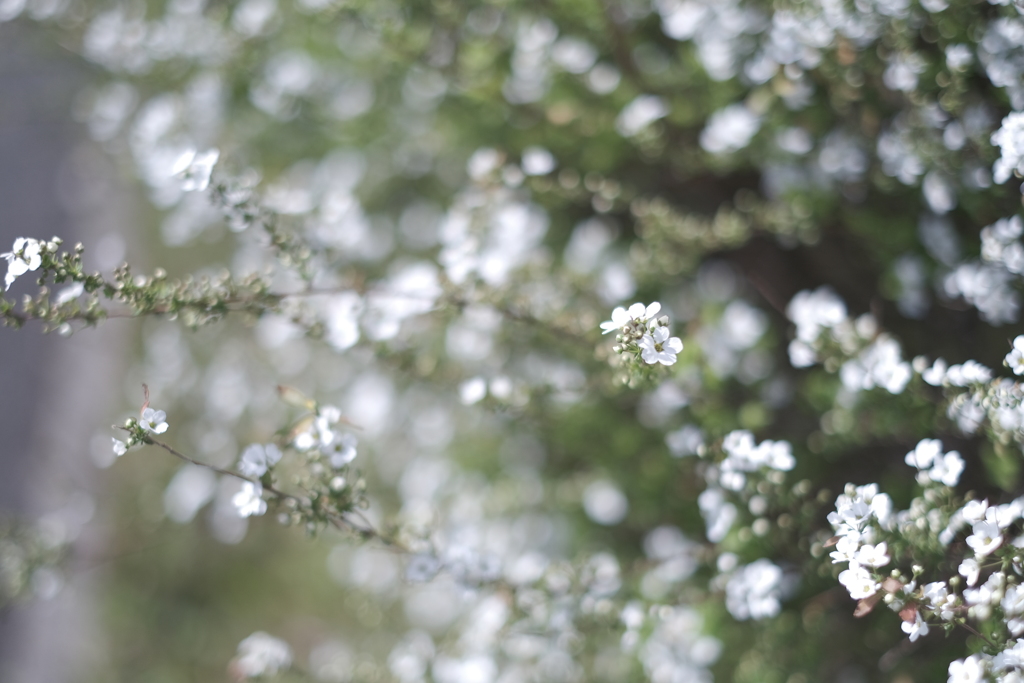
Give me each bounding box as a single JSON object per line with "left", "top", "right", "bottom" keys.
{"left": 1004, "top": 585, "right": 1024, "bottom": 621}
{"left": 924, "top": 581, "right": 957, "bottom": 621}
{"left": 992, "top": 112, "right": 1024, "bottom": 184}
{"left": 963, "top": 499, "right": 990, "bottom": 524}
{"left": 54, "top": 282, "right": 84, "bottom": 304}
{"left": 172, "top": 148, "right": 220, "bottom": 192}
{"left": 922, "top": 358, "right": 948, "bottom": 385}
{"left": 326, "top": 432, "right": 358, "bottom": 468}
{"left": 112, "top": 438, "right": 128, "bottom": 457}
{"left": 1007, "top": 336, "right": 1024, "bottom": 375}
{"left": 2, "top": 237, "right": 42, "bottom": 291}
{"left": 901, "top": 612, "right": 929, "bottom": 641}
{"left": 700, "top": 104, "right": 762, "bottom": 155}
{"left": 945, "top": 360, "right": 993, "bottom": 386}
{"left": 838, "top": 564, "right": 880, "bottom": 599}
{"left": 237, "top": 443, "right": 283, "bottom": 478}
{"left": 639, "top": 326, "right": 683, "bottom": 366}
{"left": 854, "top": 542, "right": 890, "bottom": 568}
{"left": 140, "top": 407, "right": 169, "bottom": 434}
{"left": 293, "top": 405, "right": 344, "bottom": 451}
{"left": 905, "top": 439, "right": 942, "bottom": 469}
{"left": 615, "top": 95, "right": 668, "bottom": 136}
{"left": 600, "top": 301, "right": 662, "bottom": 333}
{"left": 725, "top": 559, "right": 784, "bottom": 620}
{"left": 786, "top": 287, "right": 847, "bottom": 343}
{"left": 948, "top": 655, "right": 986, "bottom": 683}
{"left": 233, "top": 481, "right": 267, "bottom": 518}
{"left": 829, "top": 534, "right": 860, "bottom": 564}
{"left": 967, "top": 520, "right": 1003, "bottom": 557}
{"left": 929, "top": 451, "right": 965, "bottom": 487}
{"left": 234, "top": 632, "right": 293, "bottom": 678}
{"left": 755, "top": 440, "right": 795, "bottom": 471}
{"left": 959, "top": 557, "right": 981, "bottom": 587}
{"left": 600, "top": 306, "right": 632, "bottom": 334}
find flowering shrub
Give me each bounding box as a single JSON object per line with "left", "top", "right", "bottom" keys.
{"left": 7, "top": 0, "right": 1024, "bottom": 681}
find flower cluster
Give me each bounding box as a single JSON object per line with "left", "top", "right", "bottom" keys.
{"left": 826, "top": 436, "right": 1024, "bottom": 678}
{"left": 111, "top": 406, "right": 169, "bottom": 457}
{"left": 603, "top": 302, "right": 684, "bottom": 376}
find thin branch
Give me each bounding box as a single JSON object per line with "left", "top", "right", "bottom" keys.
{"left": 958, "top": 620, "right": 998, "bottom": 649}
{"left": 139, "top": 434, "right": 404, "bottom": 549}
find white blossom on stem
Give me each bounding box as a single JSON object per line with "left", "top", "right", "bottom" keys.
{"left": 1007, "top": 336, "right": 1024, "bottom": 375}
{"left": 238, "top": 443, "right": 282, "bottom": 478}
{"left": 233, "top": 482, "right": 267, "bottom": 518}
{"left": 947, "top": 654, "right": 986, "bottom": 683}
{"left": 140, "top": 408, "right": 169, "bottom": 434}
{"left": 600, "top": 301, "right": 662, "bottom": 333}
{"left": 172, "top": 148, "right": 220, "bottom": 192}
{"left": 838, "top": 564, "right": 880, "bottom": 599}
{"left": 901, "top": 612, "right": 929, "bottom": 642}
{"left": 639, "top": 326, "right": 683, "bottom": 366}
{"left": 2, "top": 237, "right": 42, "bottom": 290}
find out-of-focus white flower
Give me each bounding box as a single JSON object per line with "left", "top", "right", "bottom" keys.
{"left": 963, "top": 499, "right": 989, "bottom": 524}
{"left": 639, "top": 327, "right": 683, "bottom": 366}
{"left": 583, "top": 479, "right": 629, "bottom": 525}
{"left": 959, "top": 557, "right": 981, "bottom": 586}
{"left": 903, "top": 438, "right": 964, "bottom": 487}
{"left": 294, "top": 405, "right": 346, "bottom": 451}
{"left": 698, "top": 487, "right": 737, "bottom": 542}
{"left": 786, "top": 287, "right": 847, "bottom": 343}
{"left": 326, "top": 432, "right": 358, "bottom": 468}
{"left": 459, "top": 376, "right": 487, "bottom": 405}
{"left": 172, "top": 148, "right": 220, "bottom": 192}
{"left": 2, "top": 237, "right": 42, "bottom": 290}
{"left": 945, "top": 360, "right": 993, "bottom": 386}
{"left": 237, "top": 443, "right": 283, "bottom": 478}
{"left": 234, "top": 632, "right": 293, "bottom": 678}
{"left": 839, "top": 336, "right": 912, "bottom": 394}
{"left": 616, "top": 95, "right": 668, "bottom": 136}
{"left": 55, "top": 282, "right": 84, "bottom": 304}
{"left": 140, "top": 407, "right": 169, "bottom": 434}
{"left": 112, "top": 438, "right": 128, "bottom": 456}
{"left": 922, "top": 358, "right": 948, "bottom": 385}
{"left": 993, "top": 112, "right": 1024, "bottom": 184}
{"left": 905, "top": 439, "right": 942, "bottom": 469}
{"left": 233, "top": 481, "right": 267, "bottom": 517}
{"left": 700, "top": 104, "right": 761, "bottom": 155}
{"left": 520, "top": 146, "right": 555, "bottom": 175}
{"left": 928, "top": 451, "right": 965, "bottom": 487}
{"left": 725, "top": 559, "right": 784, "bottom": 620}
{"left": 666, "top": 424, "right": 704, "bottom": 457}
{"left": 1007, "top": 336, "right": 1024, "bottom": 375}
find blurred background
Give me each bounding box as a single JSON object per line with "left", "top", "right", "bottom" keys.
{"left": 0, "top": 0, "right": 1019, "bottom": 680}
